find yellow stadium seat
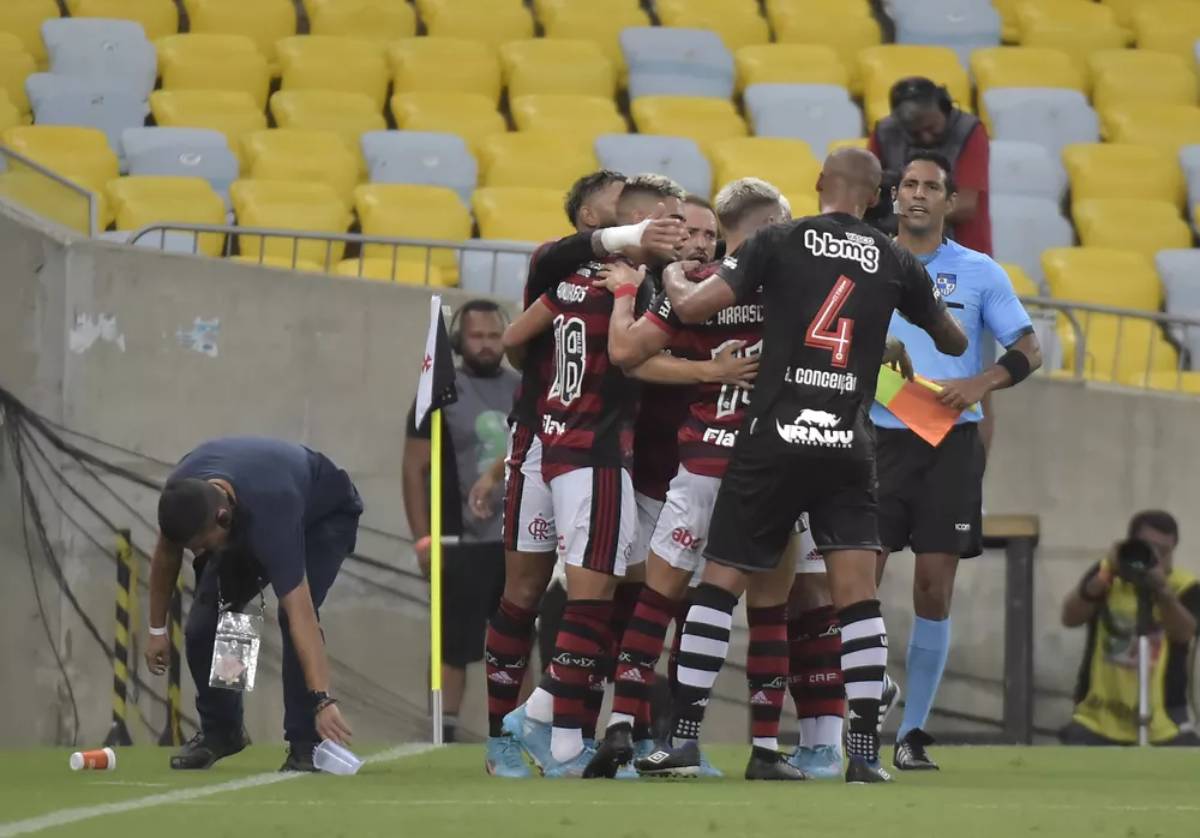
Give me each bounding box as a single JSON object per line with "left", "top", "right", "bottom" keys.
{"left": 0, "top": 33, "right": 25, "bottom": 52}
{"left": 534, "top": 0, "right": 642, "bottom": 27}
{"left": 1062, "top": 143, "right": 1185, "bottom": 209}
{"left": 827, "top": 137, "right": 869, "bottom": 151}
{"left": 0, "top": 91, "right": 19, "bottom": 132}
{"left": 277, "top": 36, "right": 390, "bottom": 112}
{"left": 1072, "top": 199, "right": 1193, "bottom": 262}
{"left": 656, "top": 0, "right": 769, "bottom": 52}
{"left": 766, "top": 0, "right": 872, "bottom": 26}
{"left": 149, "top": 91, "right": 267, "bottom": 166}
{"left": 631, "top": 97, "right": 748, "bottom": 153}
{"left": 774, "top": 8, "right": 881, "bottom": 95}
{"left": 708, "top": 137, "right": 820, "bottom": 200}
{"left": 157, "top": 34, "right": 270, "bottom": 110}
{"left": 67, "top": 0, "right": 179, "bottom": 40}
{"left": 424, "top": 1, "right": 534, "bottom": 51}
{"left": 231, "top": 255, "right": 324, "bottom": 272}
{"left": 269, "top": 91, "right": 385, "bottom": 173}
{"left": 999, "top": 263, "right": 1041, "bottom": 297}
{"left": 500, "top": 39, "right": 616, "bottom": 100}
{"left": 355, "top": 183, "right": 471, "bottom": 279}
{"left": 1132, "top": 2, "right": 1200, "bottom": 66}
{"left": 510, "top": 95, "right": 626, "bottom": 144}
{"left": 106, "top": 176, "right": 226, "bottom": 255}
{"left": 1016, "top": 1, "right": 1129, "bottom": 73}
{"left": 781, "top": 190, "right": 819, "bottom": 218}
{"left": 2, "top": 125, "right": 117, "bottom": 225}
{"left": 389, "top": 38, "right": 502, "bottom": 104}
{"left": 183, "top": 0, "right": 296, "bottom": 73}
{"left": 993, "top": 0, "right": 1097, "bottom": 42}
{"left": 334, "top": 258, "right": 449, "bottom": 286}
{"left": 1101, "top": 103, "right": 1200, "bottom": 157}
{"left": 542, "top": 4, "right": 652, "bottom": 82}
{"left": 859, "top": 45, "right": 971, "bottom": 129}
{"left": 0, "top": 0, "right": 57, "bottom": 69}
{"left": 241, "top": 129, "right": 359, "bottom": 207}
{"left": 0, "top": 44, "right": 34, "bottom": 119}
{"left": 478, "top": 131, "right": 598, "bottom": 192}
{"left": 473, "top": 186, "right": 574, "bottom": 241}
{"left": 1100, "top": 0, "right": 1194, "bottom": 28}
{"left": 230, "top": 179, "right": 351, "bottom": 267}
{"left": 1089, "top": 50, "right": 1197, "bottom": 112}
{"left": 1128, "top": 370, "right": 1200, "bottom": 394}
{"left": 735, "top": 44, "right": 848, "bottom": 93}
{"left": 390, "top": 91, "right": 506, "bottom": 155}
{"left": 971, "top": 47, "right": 1084, "bottom": 129}
{"left": 415, "top": 0, "right": 524, "bottom": 23}
{"left": 306, "top": 0, "right": 416, "bottom": 43}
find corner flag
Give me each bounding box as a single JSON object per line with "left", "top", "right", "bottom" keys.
{"left": 415, "top": 295, "right": 458, "bottom": 427}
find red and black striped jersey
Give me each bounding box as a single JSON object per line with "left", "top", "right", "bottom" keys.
{"left": 644, "top": 260, "right": 764, "bottom": 478}
{"left": 537, "top": 258, "right": 638, "bottom": 481}
{"left": 632, "top": 272, "right": 688, "bottom": 501}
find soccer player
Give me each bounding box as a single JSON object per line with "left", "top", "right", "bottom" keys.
{"left": 875, "top": 152, "right": 1042, "bottom": 771}
{"left": 638, "top": 148, "right": 967, "bottom": 783}
{"left": 681, "top": 195, "right": 718, "bottom": 263}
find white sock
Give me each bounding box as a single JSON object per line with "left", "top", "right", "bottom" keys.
{"left": 815, "top": 715, "right": 844, "bottom": 749}
{"left": 752, "top": 736, "right": 778, "bottom": 751}
{"left": 798, "top": 717, "right": 817, "bottom": 748}
{"left": 551, "top": 726, "right": 583, "bottom": 763}
{"left": 525, "top": 686, "right": 553, "bottom": 724}
{"left": 608, "top": 712, "right": 635, "bottom": 730}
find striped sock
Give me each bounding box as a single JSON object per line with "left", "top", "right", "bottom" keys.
{"left": 610, "top": 586, "right": 678, "bottom": 732}
{"left": 838, "top": 599, "right": 888, "bottom": 762}
{"left": 548, "top": 599, "right": 613, "bottom": 763}
{"left": 671, "top": 583, "right": 738, "bottom": 746}
{"left": 485, "top": 598, "right": 538, "bottom": 737}
{"left": 666, "top": 598, "right": 690, "bottom": 701}
{"left": 788, "top": 605, "right": 845, "bottom": 747}
{"left": 746, "top": 605, "right": 789, "bottom": 752}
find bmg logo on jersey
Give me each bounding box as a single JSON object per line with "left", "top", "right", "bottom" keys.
{"left": 775, "top": 409, "right": 854, "bottom": 448}
{"left": 803, "top": 228, "right": 879, "bottom": 273}
{"left": 549, "top": 315, "right": 586, "bottom": 405}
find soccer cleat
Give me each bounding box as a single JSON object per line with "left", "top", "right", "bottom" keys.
{"left": 279, "top": 742, "right": 318, "bottom": 773}
{"left": 170, "top": 729, "right": 248, "bottom": 770}
{"left": 846, "top": 756, "right": 893, "bottom": 784}
{"left": 787, "top": 744, "right": 844, "bottom": 780}
{"left": 878, "top": 673, "right": 900, "bottom": 734}
{"left": 485, "top": 735, "right": 532, "bottom": 778}
{"left": 543, "top": 744, "right": 598, "bottom": 778}
{"left": 894, "top": 728, "right": 939, "bottom": 771}
{"left": 698, "top": 750, "right": 724, "bottom": 778}
{"left": 745, "top": 746, "right": 807, "bottom": 780}
{"left": 502, "top": 705, "right": 555, "bottom": 770}
{"left": 635, "top": 740, "right": 701, "bottom": 778}
{"left": 584, "top": 723, "right": 634, "bottom": 779}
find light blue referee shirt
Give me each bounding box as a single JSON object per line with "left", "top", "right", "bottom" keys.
{"left": 871, "top": 238, "right": 1033, "bottom": 429}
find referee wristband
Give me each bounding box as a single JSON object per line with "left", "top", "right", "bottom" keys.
{"left": 997, "top": 348, "right": 1032, "bottom": 385}
{"left": 148, "top": 625, "right": 168, "bottom": 637}
{"left": 614, "top": 284, "right": 638, "bottom": 299}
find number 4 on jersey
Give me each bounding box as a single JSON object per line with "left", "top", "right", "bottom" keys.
{"left": 805, "top": 275, "right": 856, "bottom": 368}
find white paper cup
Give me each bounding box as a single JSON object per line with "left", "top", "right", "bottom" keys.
{"left": 313, "top": 740, "right": 363, "bottom": 776}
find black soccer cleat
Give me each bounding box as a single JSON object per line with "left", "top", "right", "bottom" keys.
{"left": 878, "top": 673, "right": 901, "bottom": 734}
{"left": 894, "top": 728, "right": 939, "bottom": 771}
{"left": 584, "top": 723, "right": 634, "bottom": 779}
{"left": 845, "top": 756, "right": 893, "bottom": 784}
{"left": 635, "top": 739, "right": 701, "bottom": 778}
{"left": 280, "top": 741, "right": 319, "bottom": 773}
{"left": 170, "top": 729, "right": 248, "bottom": 770}
{"left": 744, "top": 746, "right": 807, "bottom": 781}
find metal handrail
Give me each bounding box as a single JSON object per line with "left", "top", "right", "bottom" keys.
{"left": 0, "top": 146, "right": 98, "bottom": 236}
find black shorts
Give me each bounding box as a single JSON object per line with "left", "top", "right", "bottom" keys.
{"left": 704, "top": 435, "right": 881, "bottom": 572}
{"left": 441, "top": 541, "right": 506, "bottom": 667}
{"left": 876, "top": 422, "right": 985, "bottom": 559}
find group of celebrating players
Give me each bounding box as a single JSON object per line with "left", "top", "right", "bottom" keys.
{"left": 477, "top": 145, "right": 1042, "bottom": 784}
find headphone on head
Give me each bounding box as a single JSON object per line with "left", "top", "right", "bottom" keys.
{"left": 889, "top": 76, "right": 953, "bottom": 116}
{"left": 450, "top": 299, "right": 510, "bottom": 355}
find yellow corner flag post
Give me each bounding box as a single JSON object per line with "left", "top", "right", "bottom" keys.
{"left": 430, "top": 408, "right": 444, "bottom": 746}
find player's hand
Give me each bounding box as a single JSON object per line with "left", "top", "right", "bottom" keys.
{"left": 467, "top": 470, "right": 499, "bottom": 520}
{"left": 710, "top": 340, "right": 758, "bottom": 389}
{"left": 934, "top": 375, "right": 990, "bottom": 411}
{"left": 145, "top": 633, "right": 170, "bottom": 676}
{"left": 663, "top": 259, "right": 702, "bottom": 285}
{"left": 415, "top": 536, "right": 431, "bottom": 579}
{"left": 593, "top": 262, "right": 646, "bottom": 293}
{"left": 316, "top": 702, "right": 353, "bottom": 745}
{"left": 883, "top": 337, "right": 914, "bottom": 380}
{"left": 640, "top": 203, "right": 688, "bottom": 262}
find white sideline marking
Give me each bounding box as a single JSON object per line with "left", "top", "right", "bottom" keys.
{"left": 0, "top": 743, "right": 436, "bottom": 837}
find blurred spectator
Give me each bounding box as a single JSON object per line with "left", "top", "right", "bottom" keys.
{"left": 681, "top": 195, "right": 718, "bottom": 262}
{"left": 1060, "top": 511, "right": 1200, "bottom": 746}
{"left": 869, "top": 76, "right": 991, "bottom": 254}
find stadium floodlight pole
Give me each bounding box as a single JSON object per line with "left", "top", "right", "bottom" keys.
{"left": 430, "top": 409, "right": 445, "bottom": 747}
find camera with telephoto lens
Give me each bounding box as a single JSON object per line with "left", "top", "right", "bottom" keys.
{"left": 1114, "top": 538, "right": 1159, "bottom": 589}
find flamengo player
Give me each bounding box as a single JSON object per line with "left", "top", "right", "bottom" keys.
{"left": 644, "top": 148, "right": 967, "bottom": 783}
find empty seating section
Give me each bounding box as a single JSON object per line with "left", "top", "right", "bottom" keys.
{"left": 1063, "top": 144, "right": 1185, "bottom": 208}
{"left": 621, "top": 28, "right": 735, "bottom": 100}
{"left": 744, "top": 85, "right": 863, "bottom": 157}
{"left": 106, "top": 175, "right": 225, "bottom": 255}
{"left": 1015, "top": 2, "right": 1129, "bottom": 75}
{"left": 230, "top": 180, "right": 351, "bottom": 268}
{"left": 355, "top": 183, "right": 470, "bottom": 281}
{"left": 182, "top": 0, "right": 296, "bottom": 73}
{"left": 305, "top": 0, "right": 417, "bottom": 43}
{"left": 121, "top": 127, "right": 238, "bottom": 206}
{"left": 269, "top": 90, "right": 386, "bottom": 173}
{"left": 477, "top": 132, "right": 598, "bottom": 192}
{"left": 1072, "top": 199, "right": 1192, "bottom": 261}
{"left": 277, "top": 36, "right": 390, "bottom": 111}
{"left": 3, "top": 124, "right": 118, "bottom": 224}
{"left": 66, "top": 0, "right": 178, "bottom": 42}
{"left": 243, "top": 129, "right": 359, "bottom": 207}
{"left": 594, "top": 134, "right": 712, "bottom": 199}
{"left": 735, "top": 45, "right": 848, "bottom": 92}
{"left": 42, "top": 18, "right": 156, "bottom": 100}
{"left": 389, "top": 38, "right": 501, "bottom": 104}
{"left": 708, "top": 137, "right": 819, "bottom": 203}
{"left": 500, "top": 39, "right": 615, "bottom": 100}
{"left": 858, "top": 45, "right": 971, "bottom": 127}
{"left": 0, "top": 0, "right": 58, "bottom": 69}
{"left": 510, "top": 96, "right": 626, "bottom": 145}
{"left": 1088, "top": 50, "right": 1197, "bottom": 113}
{"left": 360, "top": 131, "right": 477, "bottom": 205}
{"left": 473, "top": 187, "right": 573, "bottom": 242}
{"left": 25, "top": 74, "right": 147, "bottom": 155}
{"left": 390, "top": 92, "right": 505, "bottom": 155}
{"left": 422, "top": 0, "right": 533, "bottom": 51}
{"left": 157, "top": 35, "right": 270, "bottom": 110}
{"left": 773, "top": 7, "right": 881, "bottom": 95}
{"left": 150, "top": 91, "right": 266, "bottom": 167}
{"left": 542, "top": 4, "right": 651, "bottom": 81}
{"left": 655, "top": 0, "right": 769, "bottom": 52}
{"left": 971, "top": 47, "right": 1084, "bottom": 129}
{"left": 1101, "top": 104, "right": 1200, "bottom": 158}
{"left": 631, "top": 96, "right": 747, "bottom": 152}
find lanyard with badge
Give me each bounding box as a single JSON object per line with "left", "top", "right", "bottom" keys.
{"left": 208, "top": 585, "right": 266, "bottom": 693}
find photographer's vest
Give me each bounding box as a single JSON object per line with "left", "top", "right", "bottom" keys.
{"left": 1071, "top": 567, "right": 1199, "bottom": 743}
{"left": 874, "top": 110, "right": 980, "bottom": 176}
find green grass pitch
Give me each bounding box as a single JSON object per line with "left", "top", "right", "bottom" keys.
{"left": 1, "top": 744, "right": 1196, "bottom": 838}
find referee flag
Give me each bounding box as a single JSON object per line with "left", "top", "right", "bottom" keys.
{"left": 415, "top": 295, "right": 458, "bottom": 427}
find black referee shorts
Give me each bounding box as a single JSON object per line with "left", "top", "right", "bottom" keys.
{"left": 441, "top": 541, "right": 506, "bottom": 668}
{"left": 876, "top": 422, "right": 986, "bottom": 559}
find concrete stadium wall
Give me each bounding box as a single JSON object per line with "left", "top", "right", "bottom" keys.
{"left": 1, "top": 202, "right": 1198, "bottom": 750}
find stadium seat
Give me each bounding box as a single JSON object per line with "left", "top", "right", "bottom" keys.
{"left": 121, "top": 126, "right": 228, "bottom": 159}
{"left": 1015, "top": 1, "right": 1129, "bottom": 73}
{"left": 990, "top": 195, "right": 1074, "bottom": 284}
{"left": 708, "top": 137, "right": 820, "bottom": 202}
{"left": 1155, "top": 248, "right": 1200, "bottom": 362}
{"left": 1063, "top": 143, "right": 1186, "bottom": 209}
{"left": 157, "top": 34, "right": 270, "bottom": 110}
{"left": 858, "top": 45, "right": 972, "bottom": 125}
{"left": 621, "top": 28, "right": 736, "bottom": 100}
{"left": 767, "top": 0, "right": 873, "bottom": 26}
{"left": 734, "top": 44, "right": 848, "bottom": 93}
{"left": 510, "top": 95, "right": 626, "bottom": 145}
{"left": 389, "top": 91, "right": 506, "bottom": 156}
{"left": 269, "top": 90, "right": 386, "bottom": 174}
{"left": 122, "top": 129, "right": 237, "bottom": 207}
{"left": 415, "top": 0, "right": 524, "bottom": 22}
{"left": 985, "top": 88, "right": 1099, "bottom": 160}
{"left": 0, "top": 43, "right": 36, "bottom": 120}
{"left": 276, "top": 36, "right": 389, "bottom": 112}
{"left": 631, "top": 97, "right": 747, "bottom": 153}
{"left": 360, "top": 130, "right": 477, "bottom": 206}
{"left": 388, "top": 38, "right": 502, "bottom": 105}
{"left": 1128, "top": 370, "right": 1200, "bottom": 394}
{"left": 988, "top": 140, "right": 1067, "bottom": 203}
{"left": 655, "top": 0, "right": 770, "bottom": 52}
{"left": 1072, "top": 199, "right": 1192, "bottom": 262}
{"left": 306, "top": 0, "right": 417, "bottom": 42}
{"left": 828, "top": 137, "right": 870, "bottom": 152}
{"left": 1088, "top": 49, "right": 1197, "bottom": 112}
{"left": 334, "top": 258, "right": 448, "bottom": 286}
{"left": 594, "top": 133, "right": 712, "bottom": 199}
{"left": 459, "top": 240, "right": 532, "bottom": 299}
{"left": 183, "top": 0, "right": 295, "bottom": 73}
{"left": 970, "top": 47, "right": 1085, "bottom": 130}
{"left": 25, "top": 75, "right": 148, "bottom": 158}
{"left": 999, "top": 262, "right": 1042, "bottom": 296}
{"left": 354, "top": 183, "right": 471, "bottom": 278}
{"left": 1101, "top": 103, "right": 1200, "bottom": 158}
{"left": 473, "top": 186, "right": 574, "bottom": 241}
{"left": 773, "top": 8, "right": 881, "bottom": 95}
{"left": 2, "top": 125, "right": 117, "bottom": 223}
{"left": 477, "top": 132, "right": 598, "bottom": 192}
{"left": 241, "top": 129, "right": 359, "bottom": 207}
{"left": 1182, "top": 145, "right": 1200, "bottom": 219}
{"left": 500, "top": 40, "right": 616, "bottom": 100}
{"left": 149, "top": 90, "right": 267, "bottom": 167}
{"left": 541, "top": 4, "right": 651, "bottom": 82}
{"left": 1132, "top": 3, "right": 1200, "bottom": 67}
{"left": 41, "top": 18, "right": 156, "bottom": 100}
{"left": 534, "top": 0, "right": 642, "bottom": 27}
{"left": 230, "top": 179, "right": 351, "bottom": 268}
{"left": 0, "top": 0, "right": 58, "bottom": 69}
{"left": 0, "top": 92, "right": 19, "bottom": 132}
{"left": 744, "top": 85, "right": 862, "bottom": 157}
{"left": 65, "top": 0, "right": 179, "bottom": 41}
{"left": 423, "top": 1, "right": 533, "bottom": 51}
{"left": 106, "top": 176, "right": 226, "bottom": 255}
{"left": 891, "top": 0, "right": 1002, "bottom": 67}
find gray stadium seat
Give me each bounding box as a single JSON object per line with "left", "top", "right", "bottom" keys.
{"left": 620, "top": 28, "right": 734, "bottom": 100}
{"left": 989, "top": 140, "right": 1067, "bottom": 203}
{"left": 1181, "top": 145, "right": 1200, "bottom": 221}
{"left": 25, "top": 74, "right": 147, "bottom": 157}
{"left": 121, "top": 126, "right": 229, "bottom": 160}
{"left": 126, "top": 146, "right": 239, "bottom": 207}
{"left": 360, "top": 131, "right": 477, "bottom": 206}
{"left": 985, "top": 88, "right": 1100, "bottom": 161}
{"left": 459, "top": 242, "right": 533, "bottom": 301}
{"left": 41, "top": 18, "right": 156, "bottom": 101}
{"left": 594, "top": 133, "right": 712, "bottom": 199}
{"left": 991, "top": 195, "right": 1074, "bottom": 284}
{"left": 743, "top": 84, "right": 861, "bottom": 157}
{"left": 890, "top": 0, "right": 1002, "bottom": 68}
{"left": 1155, "top": 249, "right": 1200, "bottom": 364}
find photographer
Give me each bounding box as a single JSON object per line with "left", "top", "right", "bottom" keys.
{"left": 1060, "top": 511, "right": 1200, "bottom": 746}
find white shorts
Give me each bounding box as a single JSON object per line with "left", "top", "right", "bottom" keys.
{"left": 502, "top": 424, "right": 556, "bottom": 554}
{"left": 649, "top": 466, "right": 719, "bottom": 579}
{"left": 629, "top": 491, "right": 662, "bottom": 568}
{"left": 549, "top": 466, "right": 637, "bottom": 577}
{"left": 791, "top": 513, "right": 826, "bottom": 575}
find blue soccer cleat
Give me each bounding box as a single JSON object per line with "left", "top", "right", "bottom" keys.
{"left": 485, "top": 735, "right": 532, "bottom": 778}
{"left": 698, "top": 749, "right": 724, "bottom": 778}
{"left": 543, "top": 744, "right": 598, "bottom": 779}
{"left": 787, "top": 744, "right": 843, "bottom": 780}
{"left": 502, "top": 705, "right": 554, "bottom": 771}
{"left": 615, "top": 739, "right": 656, "bottom": 780}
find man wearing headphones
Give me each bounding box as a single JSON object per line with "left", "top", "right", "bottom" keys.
{"left": 869, "top": 76, "right": 991, "bottom": 256}
{"left": 403, "top": 299, "right": 519, "bottom": 743}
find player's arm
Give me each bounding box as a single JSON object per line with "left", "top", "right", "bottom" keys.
{"left": 467, "top": 454, "right": 506, "bottom": 520}
{"left": 144, "top": 533, "right": 184, "bottom": 674}
{"left": 630, "top": 344, "right": 757, "bottom": 390}
{"left": 277, "top": 578, "right": 353, "bottom": 744}
{"left": 666, "top": 262, "right": 736, "bottom": 324}
{"left": 502, "top": 296, "right": 555, "bottom": 369}
{"left": 401, "top": 404, "right": 432, "bottom": 575}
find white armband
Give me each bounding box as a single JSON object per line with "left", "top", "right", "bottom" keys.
{"left": 599, "top": 219, "right": 650, "bottom": 253}
{"left": 148, "top": 625, "right": 168, "bottom": 637}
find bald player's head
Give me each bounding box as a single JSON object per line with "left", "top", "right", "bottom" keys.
{"left": 816, "top": 148, "right": 883, "bottom": 218}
